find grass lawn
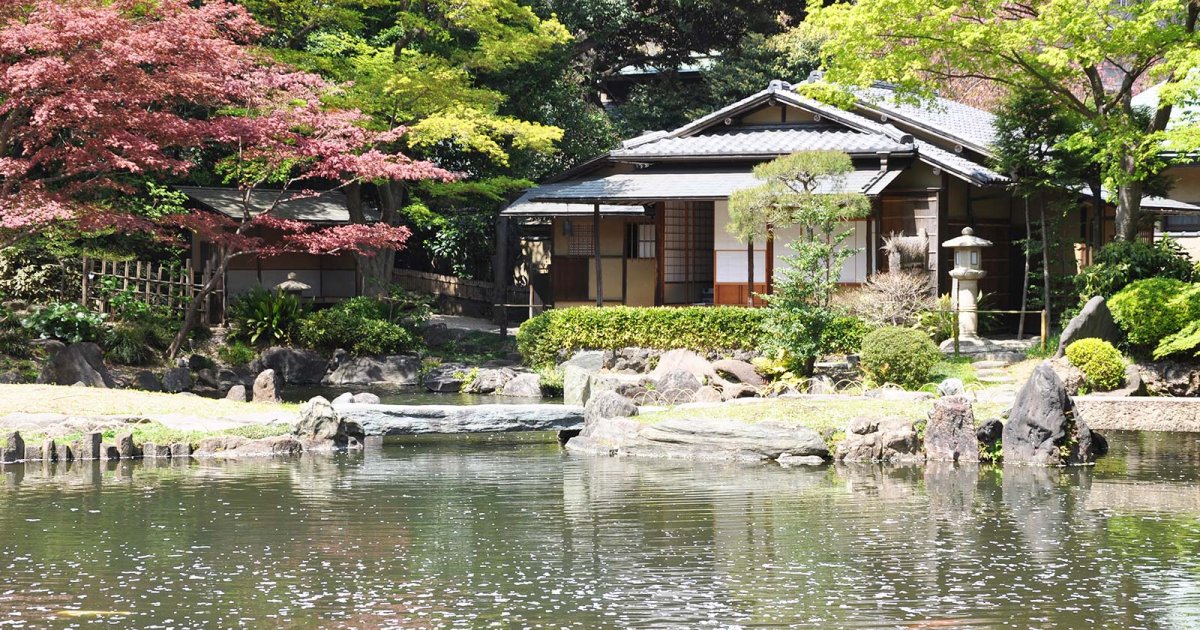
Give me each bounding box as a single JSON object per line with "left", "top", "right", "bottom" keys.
{"left": 0, "top": 384, "right": 296, "bottom": 419}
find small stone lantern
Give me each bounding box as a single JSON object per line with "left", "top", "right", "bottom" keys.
{"left": 942, "top": 227, "right": 992, "bottom": 343}
{"left": 274, "top": 272, "right": 311, "bottom": 298}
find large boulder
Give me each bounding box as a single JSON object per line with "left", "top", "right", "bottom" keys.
{"left": 225, "top": 384, "right": 248, "bottom": 402}
{"left": 1055, "top": 296, "right": 1121, "bottom": 359}
{"left": 423, "top": 363, "right": 468, "bottom": 393}
{"left": 323, "top": 355, "right": 420, "bottom": 387}
{"left": 1003, "top": 362, "right": 1101, "bottom": 466}
{"left": 561, "top": 350, "right": 605, "bottom": 372}
{"left": 36, "top": 342, "right": 114, "bottom": 388}
{"left": 634, "top": 417, "right": 828, "bottom": 461}
{"left": 251, "top": 347, "right": 329, "bottom": 385}
{"left": 252, "top": 369, "right": 281, "bottom": 403}
{"left": 500, "top": 373, "right": 543, "bottom": 398}
{"left": 656, "top": 369, "right": 702, "bottom": 396}
{"left": 1, "top": 431, "right": 23, "bottom": 464}
{"left": 584, "top": 390, "right": 638, "bottom": 424}
{"left": 193, "top": 434, "right": 304, "bottom": 459}
{"left": 294, "top": 396, "right": 363, "bottom": 448}
{"left": 1138, "top": 360, "right": 1200, "bottom": 397}
{"left": 131, "top": 370, "right": 162, "bottom": 392}
{"left": 924, "top": 395, "right": 979, "bottom": 463}
{"left": 650, "top": 349, "right": 717, "bottom": 383}
{"left": 464, "top": 367, "right": 517, "bottom": 394}
{"left": 161, "top": 367, "right": 193, "bottom": 394}
{"left": 563, "top": 366, "right": 592, "bottom": 406}
{"left": 712, "top": 359, "right": 766, "bottom": 387}
{"left": 836, "top": 417, "right": 923, "bottom": 463}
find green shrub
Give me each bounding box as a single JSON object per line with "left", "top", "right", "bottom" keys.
{"left": 859, "top": 326, "right": 941, "bottom": 390}
{"left": 226, "top": 288, "right": 306, "bottom": 347}
{"left": 298, "top": 304, "right": 420, "bottom": 356}
{"left": 537, "top": 366, "right": 564, "bottom": 397}
{"left": 516, "top": 306, "right": 766, "bottom": 367}
{"left": 218, "top": 341, "right": 256, "bottom": 367}
{"left": 1075, "top": 238, "right": 1194, "bottom": 301}
{"left": 1065, "top": 338, "right": 1126, "bottom": 392}
{"left": 0, "top": 244, "right": 80, "bottom": 302}
{"left": 20, "top": 302, "right": 107, "bottom": 343}
{"left": 1153, "top": 320, "right": 1200, "bottom": 360}
{"left": 0, "top": 308, "right": 31, "bottom": 358}
{"left": 916, "top": 294, "right": 955, "bottom": 343}
{"left": 1108, "top": 278, "right": 1200, "bottom": 347}
{"left": 104, "top": 322, "right": 158, "bottom": 365}
{"left": 821, "top": 314, "right": 869, "bottom": 355}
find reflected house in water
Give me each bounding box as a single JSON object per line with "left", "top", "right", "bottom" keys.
{"left": 176, "top": 186, "right": 372, "bottom": 309}
{"left": 502, "top": 79, "right": 1199, "bottom": 313}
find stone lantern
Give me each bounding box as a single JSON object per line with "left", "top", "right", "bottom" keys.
{"left": 941, "top": 227, "right": 992, "bottom": 346}
{"left": 274, "top": 272, "right": 311, "bottom": 298}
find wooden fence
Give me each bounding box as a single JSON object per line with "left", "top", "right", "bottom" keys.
{"left": 392, "top": 268, "right": 537, "bottom": 319}
{"left": 80, "top": 257, "right": 223, "bottom": 324}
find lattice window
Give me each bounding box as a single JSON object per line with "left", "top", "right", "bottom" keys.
{"left": 626, "top": 223, "right": 656, "bottom": 259}
{"left": 566, "top": 219, "right": 594, "bottom": 256}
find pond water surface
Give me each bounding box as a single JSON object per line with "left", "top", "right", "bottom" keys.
{"left": 2, "top": 431, "right": 1199, "bottom": 628}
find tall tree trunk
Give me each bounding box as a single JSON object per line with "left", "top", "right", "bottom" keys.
{"left": 358, "top": 180, "right": 404, "bottom": 296}
{"left": 1018, "top": 196, "right": 1031, "bottom": 340}
{"left": 1115, "top": 154, "right": 1143, "bottom": 241}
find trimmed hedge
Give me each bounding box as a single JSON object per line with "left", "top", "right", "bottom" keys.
{"left": 1065, "top": 338, "right": 1125, "bottom": 392}
{"left": 859, "top": 326, "right": 941, "bottom": 390}
{"left": 517, "top": 306, "right": 767, "bottom": 367}
{"left": 1108, "top": 278, "right": 1200, "bottom": 347}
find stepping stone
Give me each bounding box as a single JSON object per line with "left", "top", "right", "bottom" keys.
{"left": 972, "top": 360, "right": 1008, "bottom": 369}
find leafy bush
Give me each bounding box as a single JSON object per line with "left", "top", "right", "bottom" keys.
{"left": 1065, "top": 338, "right": 1126, "bottom": 392}
{"left": 0, "top": 307, "right": 31, "bottom": 358}
{"left": 517, "top": 306, "right": 766, "bottom": 368}
{"left": 104, "top": 322, "right": 159, "bottom": 365}
{"left": 536, "top": 366, "right": 564, "bottom": 397}
{"left": 1108, "top": 278, "right": 1200, "bottom": 347}
{"left": 1075, "top": 238, "right": 1194, "bottom": 301}
{"left": 916, "top": 294, "right": 955, "bottom": 343}
{"left": 821, "top": 314, "right": 869, "bottom": 355}
{"left": 218, "top": 341, "right": 256, "bottom": 366}
{"left": 298, "top": 300, "right": 421, "bottom": 356}
{"left": 1154, "top": 320, "right": 1200, "bottom": 360}
{"left": 0, "top": 244, "right": 80, "bottom": 302}
{"left": 846, "top": 271, "right": 935, "bottom": 326}
{"left": 859, "top": 326, "right": 941, "bottom": 390}
{"left": 226, "top": 288, "right": 306, "bottom": 347}
{"left": 20, "top": 302, "right": 107, "bottom": 343}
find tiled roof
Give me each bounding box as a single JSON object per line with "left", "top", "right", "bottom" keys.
{"left": 177, "top": 187, "right": 377, "bottom": 224}
{"left": 611, "top": 125, "right": 911, "bottom": 159}
{"left": 913, "top": 140, "right": 1007, "bottom": 186}
{"left": 525, "top": 166, "right": 901, "bottom": 205}
{"left": 502, "top": 183, "right": 644, "bottom": 217}
{"left": 854, "top": 86, "right": 998, "bottom": 154}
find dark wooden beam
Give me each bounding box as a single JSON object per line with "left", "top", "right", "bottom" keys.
{"left": 593, "top": 203, "right": 603, "bottom": 307}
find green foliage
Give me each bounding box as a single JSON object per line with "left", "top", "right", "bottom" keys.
{"left": 916, "top": 294, "right": 955, "bottom": 344}
{"left": 536, "top": 365, "right": 564, "bottom": 397}
{"left": 218, "top": 341, "right": 257, "bottom": 367}
{"left": 859, "top": 326, "right": 941, "bottom": 390}
{"left": 297, "top": 293, "right": 428, "bottom": 356}
{"left": 1075, "top": 239, "right": 1194, "bottom": 301}
{"left": 1065, "top": 338, "right": 1126, "bottom": 392}
{"left": 226, "top": 288, "right": 306, "bottom": 347}
{"left": 1109, "top": 278, "right": 1200, "bottom": 348}
{"left": 516, "top": 306, "right": 766, "bottom": 368}
{"left": 20, "top": 302, "right": 107, "bottom": 343}
{"left": 1153, "top": 320, "right": 1200, "bottom": 360}
{"left": 104, "top": 322, "right": 160, "bottom": 366}
{"left": 0, "top": 243, "right": 80, "bottom": 302}
{"left": 0, "top": 306, "right": 31, "bottom": 358}
{"left": 821, "top": 315, "right": 869, "bottom": 355}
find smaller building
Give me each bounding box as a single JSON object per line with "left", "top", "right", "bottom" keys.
{"left": 177, "top": 186, "right": 370, "bottom": 303}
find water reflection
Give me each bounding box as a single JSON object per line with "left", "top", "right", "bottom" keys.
{"left": 0, "top": 431, "right": 1198, "bottom": 628}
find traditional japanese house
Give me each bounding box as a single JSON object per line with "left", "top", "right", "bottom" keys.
{"left": 177, "top": 186, "right": 368, "bottom": 303}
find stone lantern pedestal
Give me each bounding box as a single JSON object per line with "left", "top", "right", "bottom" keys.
{"left": 940, "top": 227, "right": 995, "bottom": 352}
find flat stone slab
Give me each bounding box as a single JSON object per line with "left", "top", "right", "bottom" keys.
{"left": 1075, "top": 396, "right": 1200, "bottom": 432}
{"left": 336, "top": 403, "right": 585, "bottom": 436}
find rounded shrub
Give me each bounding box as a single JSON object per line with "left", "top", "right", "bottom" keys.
{"left": 1108, "top": 278, "right": 1200, "bottom": 347}
{"left": 858, "top": 326, "right": 941, "bottom": 390}
{"left": 820, "top": 314, "right": 869, "bottom": 355}
{"left": 1065, "top": 338, "right": 1126, "bottom": 392}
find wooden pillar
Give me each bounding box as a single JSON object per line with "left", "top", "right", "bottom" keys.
{"left": 593, "top": 203, "right": 603, "bottom": 307}
{"left": 493, "top": 215, "right": 509, "bottom": 335}
{"left": 746, "top": 239, "right": 755, "bottom": 307}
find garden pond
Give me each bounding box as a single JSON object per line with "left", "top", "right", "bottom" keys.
{"left": 1, "top": 431, "right": 1199, "bottom": 628}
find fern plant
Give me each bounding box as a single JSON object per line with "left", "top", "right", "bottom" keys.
{"left": 226, "top": 288, "right": 305, "bottom": 347}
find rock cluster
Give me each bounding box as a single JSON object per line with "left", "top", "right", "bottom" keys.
{"left": 1003, "top": 362, "right": 1103, "bottom": 465}
{"left": 563, "top": 349, "right": 767, "bottom": 408}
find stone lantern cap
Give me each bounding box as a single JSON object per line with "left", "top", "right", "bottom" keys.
{"left": 941, "top": 226, "right": 993, "bottom": 249}
{"left": 274, "top": 272, "right": 311, "bottom": 293}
